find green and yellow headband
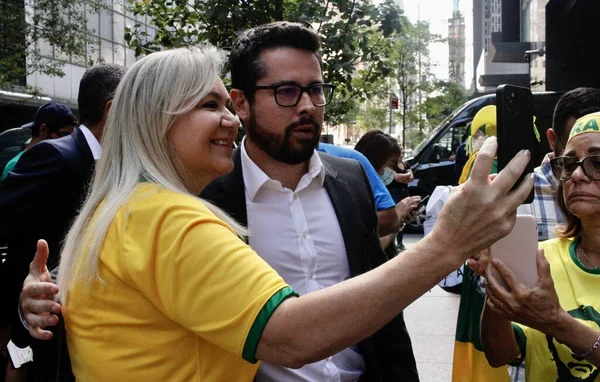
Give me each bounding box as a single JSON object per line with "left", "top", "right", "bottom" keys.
{"left": 568, "top": 112, "right": 600, "bottom": 143}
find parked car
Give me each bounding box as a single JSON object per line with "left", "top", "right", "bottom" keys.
{"left": 404, "top": 91, "right": 562, "bottom": 232}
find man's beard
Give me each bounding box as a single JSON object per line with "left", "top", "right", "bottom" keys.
{"left": 245, "top": 111, "right": 322, "bottom": 165}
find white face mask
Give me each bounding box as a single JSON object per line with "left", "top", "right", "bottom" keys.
{"left": 472, "top": 131, "right": 486, "bottom": 151}
{"left": 381, "top": 167, "right": 394, "bottom": 186}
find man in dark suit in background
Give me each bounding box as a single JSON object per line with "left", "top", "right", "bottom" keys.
{"left": 201, "top": 22, "right": 418, "bottom": 381}
{"left": 0, "top": 64, "right": 124, "bottom": 381}
{"left": 1, "top": 102, "right": 78, "bottom": 181}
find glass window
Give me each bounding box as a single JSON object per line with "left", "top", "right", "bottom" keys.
{"left": 146, "top": 26, "right": 156, "bottom": 43}
{"left": 55, "top": 45, "right": 71, "bottom": 63}
{"left": 113, "top": 0, "right": 125, "bottom": 13}
{"left": 114, "top": 44, "right": 125, "bottom": 66}
{"left": 436, "top": 126, "right": 465, "bottom": 162}
{"left": 113, "top": 13, "right": 125, "bottom": 44}
{"left": 124, "top": 17, "right": 135, "bottom": 43}
{"left": 125, "top": 48, "right": 136, "bottom": 68}
{"left": 100, "top": 40, "right": 114, "bottom": 63}
{"left": 37, "top": 39, "right": 54, "bottom": 58}
{"left": 86, "top": 4, "right": 100, "bottom": 36}
{"left": 100, "top": 9, "right": 113, "bottom": 40}
{"left": 87, "top": 39, "right": 101, "bottom": 65}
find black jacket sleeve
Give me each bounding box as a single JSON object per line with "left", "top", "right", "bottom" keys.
{"left": 355, "top": 164, "right": 420, "bottom": 382}
{"left": 0, "top": 142, "right": 72, "bottom": 326}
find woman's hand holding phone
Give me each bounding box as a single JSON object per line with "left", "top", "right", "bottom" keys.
{"left": 396, "top": 196, "right": 421, "bottom": 223}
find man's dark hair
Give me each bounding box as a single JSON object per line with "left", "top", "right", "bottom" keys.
{"left": 229, "top": 22, "right": 321, "bottom": 103}
{"left": 78, "top": 64, "right": 125, "bottom": 126}
{"left": 30, "top": 125, "right": 42, "bottom": 137}
{"left": 552, "top": 87, "right": 600, "bottom": 141}
{"left": 31, "top": 124, "right": 68, "bottom": 137}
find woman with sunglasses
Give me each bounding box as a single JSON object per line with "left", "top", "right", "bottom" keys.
{"left": 15, "top": 43, "right": 536, "bottom": 381}
{"left": 480, "top": 112, "right": 600, "bottom": 380}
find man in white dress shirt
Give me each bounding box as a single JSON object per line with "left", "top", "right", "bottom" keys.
{"left": 201, "top": 22, "right": 419, "bottom": 381}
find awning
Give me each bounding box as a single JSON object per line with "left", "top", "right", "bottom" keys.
{"left": 0, "top": 90, "right": 52, "bottom": 107}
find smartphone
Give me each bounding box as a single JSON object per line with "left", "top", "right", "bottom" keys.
{"left": 496, "top": 84, "right": 535, "bottom": 204}
{"left": 489, "top": 214, "right": 538, "bottom": 289}
{"left": 412, "top": 195, "right": 430, "bottom": 213}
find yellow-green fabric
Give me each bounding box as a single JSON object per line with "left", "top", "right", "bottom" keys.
{"left": 569, "top": 112, "right": 600, "bottom": 143}
{"left": 453, "top": 340, "right": 511, "bottom": 382}
{"left": 460, "top": 105, "right": 498, "bottom": 184}
{"left": 453, "top": 129, "right": 507, "bottom": 380}
{"left": 470, "top": 105, "right": 498, "bottom": 138}
{"left": 64, "top": 182, "right": 297, "bottom": 381}
{"left": 458, "top": 156, "right": 497, "bottom": 185}
{"left": 512, "top": 238, "right": 600, "bottom": 381}
{"left": 452, "top": 267, "right": 510, "bottom": 382}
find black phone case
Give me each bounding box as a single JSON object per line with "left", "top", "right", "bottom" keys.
{"left": 496, "top": 84, "right": 535, "bottom": 204}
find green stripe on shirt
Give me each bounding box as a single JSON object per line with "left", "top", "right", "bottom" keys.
{"left": 510, "top": 324, "right": 527, "bottom": 366}
{"left": 242, "top": 286, "right": 299, "bottom": 363}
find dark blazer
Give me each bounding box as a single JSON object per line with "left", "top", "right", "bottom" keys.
{"left": 201, "top": 148, "right": 419, "bottom": 382}
{"left": 0, "top": 127, "right": 93, "bottom": 381}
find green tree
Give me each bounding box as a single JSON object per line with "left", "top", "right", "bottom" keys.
{"left": 356, "top": 100, "right": 388, "bottom": 133}
{"left": 0, "top": 0, "right": 99, "bottom": 91}
{"left": 391, "top": 20, "right": 440, "bottom": 147}
{"left": 420, "top": 80, "right": 467, "bottom": 129}
{"left": 125, "top": 0, "right": 403, "bottom": 123}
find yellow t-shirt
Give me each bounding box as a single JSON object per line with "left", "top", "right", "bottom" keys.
{"left": 512, "top": 237, "right": 600, "bottom": 381}
{"left": 63, "top": 183, "right": 297, "bottom": 381}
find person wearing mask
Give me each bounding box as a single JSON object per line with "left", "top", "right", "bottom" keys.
{"left": 355, "top": 130, "right": 420, "bottom": 253}
{"left": 318, "top": 142, "right": 405, "bottom": 237}
{"left": 19, "top": 37, "right": 532, "bottom": 381}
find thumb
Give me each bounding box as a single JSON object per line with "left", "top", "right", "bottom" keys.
{"left": 536, "top": 248, "right": 553, "bottom": 289}
{"left": 30, "top": 239, "right": 50, "bottom": 275}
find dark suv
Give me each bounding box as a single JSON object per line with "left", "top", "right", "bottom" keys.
{"left": 404, "top": 91, "right": 562, "bottom": 231}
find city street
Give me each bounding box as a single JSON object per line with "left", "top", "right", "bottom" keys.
{"left": 403, "top": 233, "right": 460, "bottom": 382}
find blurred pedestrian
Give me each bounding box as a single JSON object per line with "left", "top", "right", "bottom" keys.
{"left": 318, "top": 142, "right": 403, "bottom": 237}
{"left": 20, "top": 43, "right": 533, "bottom": 382}
{"left": 355, "top": 130, "right": 420, "bottom": 254}
{"left": 385, "top": 136, "right": 414, "bottom": 252}
{"left": 0, "top": 64, "right": 125, "bottom": 381}
{"left": 1, "top": 103, "right": 77, "bottom": 181}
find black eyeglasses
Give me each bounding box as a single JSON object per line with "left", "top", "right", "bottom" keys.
{"left": 253, "top": 83, "right": 336, "bottom": 107}
{"left": 550, "top": 154, "right": 600, "bottom": 181}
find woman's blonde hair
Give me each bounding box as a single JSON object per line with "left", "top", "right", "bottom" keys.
{"left": 57, "top": 46, "right": 245, "bottom": 302}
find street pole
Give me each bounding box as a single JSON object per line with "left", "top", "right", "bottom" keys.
{"left": 388, "top": 94, "right": 393, "bottom": 135}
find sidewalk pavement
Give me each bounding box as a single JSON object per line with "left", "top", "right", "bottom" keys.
{"left": 403, "top": 233, "right": 461, "bottom": 382}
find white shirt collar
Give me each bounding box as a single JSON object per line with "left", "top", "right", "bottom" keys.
{"left": 240, "top": 137, "right": 325, "bottom": 202}
{"left": 78, "top": 124, "right": 102, "bottom": 160}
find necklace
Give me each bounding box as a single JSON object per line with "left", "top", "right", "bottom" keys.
{"left": 577, "top": 244, "right": 600, "bottom": 269}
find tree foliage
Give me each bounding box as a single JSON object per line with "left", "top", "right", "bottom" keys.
{"left": 391, "top": 20, "right": 441, "bottom": 145}
{"left": 356, "top": 99, "right": 388, "bottom": 133}
{"left": 420, "top": 80, "right": 467, "bottom": 129}
{"left": 125, "top": 0, "right": 403, "bottom": 123}
{"left": 0, "top": 0, "right": 98, "bottom": 91}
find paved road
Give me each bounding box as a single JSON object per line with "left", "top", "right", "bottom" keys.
{"left": 403, "top": 233, "right": 460, "bottom": 382}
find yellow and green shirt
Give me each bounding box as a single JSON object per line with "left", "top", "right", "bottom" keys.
{"left": 63, "top": 183, "right": 297, "bottom": 381}
{"left": 512, "top": 237, "right": 600, "bottom": 381}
